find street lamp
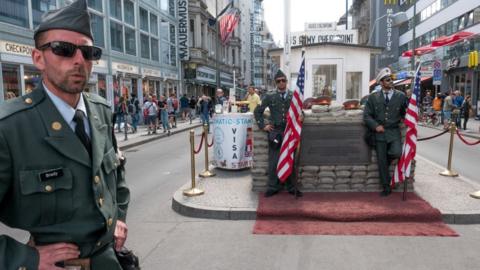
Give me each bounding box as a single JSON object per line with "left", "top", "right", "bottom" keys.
{"left": 367, "top": 11, "right": 408, "bottom": 45}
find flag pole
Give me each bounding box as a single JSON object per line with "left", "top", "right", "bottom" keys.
{"left": 283, "top": 0, "right": 291, "bottom": 85}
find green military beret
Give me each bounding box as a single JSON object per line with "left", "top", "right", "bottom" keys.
{"left": 34, "top": 0, "right": 94, "bottom": 43}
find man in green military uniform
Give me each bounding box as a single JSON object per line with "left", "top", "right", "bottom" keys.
{"left": 254, "top": 70, "right": 302, "bottom": 198}
{"left": 364, "top": 68, "right": 408, "bottom": 197}
{"left": 0, "top": 0, "right": 130, "bottom": 269}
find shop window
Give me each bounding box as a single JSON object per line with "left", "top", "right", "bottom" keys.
{"left": 109, "top": 0, "right": 122, "bottom": 20}
{"left": 110, "top": 21, "right": 123, "bottom": 52}
{"left": 151, "top": 38, "right": 159, "bottom": 61}
{"left": 170, "top": 45, "right": 176, "bottom": 66}
{"left": 139, "top": 7, "right": 148, "bottom": 31}
{"left": 346, "top": 72, "right": 361, "bottom": 100}
{"left": 0, "top": 0, "right": 28, "bottom": 27}
{"left": 473, "top": 7, "right": 480, "bottom": 25}
{"left": 2, "top": 64, "right": 20, "bottom": 99}
{"left": 124, "top": 0, "right": 135, "bottom": 26}
{"left": 160, "top": 0, "right": 167, "bottom": 12}
{"left": 150, "top": 14, "right": 158, "bottom": 36}
{"left": 90, "top": 13, "right": 105, "bottom": 48}
{"left": 168, "top": 0, "right": 175, "bottom": 17}
{"left": 312, "top": 64, "right": 337, "bottom": 100}
{"left": 88, "top": 0, "right": 102, "bottom": 12}
{"left": 32, "top": 0, "right": 56, "bottom": 27}
{"left": 125, "top": 26, "right": 136, "bottom": 55}
{"left": 24, "top": 66, "right": 41, "bottom": 94}
{"left": 141, "top": 34, "right": 150, "bottom": 59}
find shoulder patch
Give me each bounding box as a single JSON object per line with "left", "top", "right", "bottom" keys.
{"left": 84, "top": 92, "right": 111, "bottom": 108}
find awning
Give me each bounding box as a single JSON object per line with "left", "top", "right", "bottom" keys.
{"left": 421, "top": 76, "right": 432, "bottom": 82}
{"left": 431, "top": 31, "right": 474, "bottom": 47}
{"left": 395, "top": 79, "right": 411, "bottom": 86}
{"left": 401, "top": 45, "right": 436, "bottom": 57}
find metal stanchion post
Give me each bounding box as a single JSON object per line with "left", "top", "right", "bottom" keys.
{"left": 183, "top": 130, "right": 204, "bottom": 196}
{"left": 199, "top": 124, "right": 215, "bottom": 177}
{"left": 439, "top": 120, "right": 459, "bottom": 177}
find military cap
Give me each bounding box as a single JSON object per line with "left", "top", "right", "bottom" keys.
{"left": 375, "top": 67, "right": 392, "bottom": 83}
{"left": 34, "top": 0, "right": 94, "bottom": 42}
{"left": 274, "top": 69, "right": 287, "bottom": 80}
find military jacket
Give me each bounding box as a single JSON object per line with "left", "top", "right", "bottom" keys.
{"left": 0, "top": 85, "right": 130, "bottom": 270}
{"left": 363, "top": 89, "right": 408, "bottom": 142}
{"left": 254, "top": 89, "right": 292, "bottom": 130}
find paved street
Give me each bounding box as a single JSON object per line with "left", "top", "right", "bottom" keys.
{"left": 417, "top": 125, "right": 480, "bottom": 183}
{"left": 122, "top": 129, "right": 480, "bottom": 270}
{"left": 2, "top": 127, "right": 480, "bottom": 269}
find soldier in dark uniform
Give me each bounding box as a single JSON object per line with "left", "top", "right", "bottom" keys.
{"left": 363, "top": 68, "right": 408, "bottom": 197}
{"left": 0, "top": 1, "right": 130, "bottom": 269}
{"left": 254, "top": 70, "right": 303, "bottom": 198}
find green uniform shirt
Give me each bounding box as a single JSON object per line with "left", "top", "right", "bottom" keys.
{"left": 0, "top": 85, "right": 130, "bottom": 270}
{"left": 254, "top": 90, "right": 292, "bottom": 130}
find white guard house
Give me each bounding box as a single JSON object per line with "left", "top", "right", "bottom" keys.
{"left": 269, "top": 43, "right": 382, "bottom": 104}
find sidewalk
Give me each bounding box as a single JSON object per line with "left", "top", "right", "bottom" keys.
{"left": 115, "top": 118, "right": 203, "bottom": 150}
{"left": 172, "top": 155, "right": 480, "bottom": 224}
{"left": 420, "top": 118, "right": 480, "bottom": 139}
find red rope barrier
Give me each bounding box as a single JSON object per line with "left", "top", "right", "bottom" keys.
{"left": 417, "top": 129, "right": 449, "bottom": 141}
{"left": 207, "top": 135, "right": 214, "bottom": 147}
{"left": 456, "top": 129, "right": 480, "bottom": 146}
{"left": 194, "top": 132, "right": 205, "bottom": 154}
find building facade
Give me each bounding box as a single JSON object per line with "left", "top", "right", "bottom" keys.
{"left": 0, "top": 0, "right": 181, "bottom": 107}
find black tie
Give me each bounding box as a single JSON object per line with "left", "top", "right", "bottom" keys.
{"left": 384, "top": 92, "right": 390, "bottom": 104}
{"left": 281, "top": 93, "right": 286, "bottom": 100}
{"left": 73, "top": 110, "right": 92, "bottom": 156}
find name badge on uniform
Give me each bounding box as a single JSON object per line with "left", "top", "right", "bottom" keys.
{"left": 39, "top": 168, "right": 64, "bottom": 182}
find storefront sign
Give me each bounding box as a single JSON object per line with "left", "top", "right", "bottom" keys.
{"left": 141, "top": 68, "right": 161, "bottom": 78}
{"left": 212, "top": 114, "right": 253, "bottom": 169}
{"left": 305, "top": 22, "right": 336, "bottom": 31}
{"left": 112, "top": 62, "right": 139, "bottom": 74}
{"left": 93, "top": 60, "right": 107, "bottom": 68}
{"left": 177, "top": 0, "right": 189, "bottom": 61}
{"left": 291, "top": 30, "right": 358, "bottom": 46}
{"left": 220, "top": 72, "right": 233, "bottom": 87}
{"left": 164, "top": 71, "right": 178, "bottom": 80}
{"left": 0, "top": 41, "right": 34, "bottom": 57}
{"left": 196, "top": 66, "right": 216, "bottom": 84}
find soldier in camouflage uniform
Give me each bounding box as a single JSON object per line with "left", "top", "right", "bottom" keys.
{"left": 363, "top": 68, "right": 408, "bottom": 197}
{"left": 0, "top": 1, "right": 130, "bottom": 269}
{"left": 254, "top": 70, "right": 303, "bottom": 198}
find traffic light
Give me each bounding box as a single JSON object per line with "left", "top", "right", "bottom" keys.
{"left": 469, "top": 50, "right": 479, "bottom": 69}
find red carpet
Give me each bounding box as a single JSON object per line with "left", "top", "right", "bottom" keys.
{"left": 253, "top": 192, "right": 458, "bottom": 236}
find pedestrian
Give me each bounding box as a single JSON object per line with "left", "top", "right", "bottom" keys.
{"left": 236, "top": 85, "right": 261, "bottom": 112}
{"left": 443, "top": 91, "right": 455, "bottom": 129}
{"left": 462, "top": 95, "right": 472, "bottom": 130}
{"left": 179, "top": 94, "right": 190, "bottom": 120}
{"left": 116, "top": 96, "right": 127, "bottom": 132}
{"left": 189, "top": 95, "right": 197, "bottom": 119}
{"left": 128, "top": 94, "right": 139, "bottom": 133}
{"left": 0, "top": 0, "right": 130, "bottom": 268}
{"left": 363, "top": 67, "right": 408, "bottom": 197}
{"left": 215, "top": 88, "right": 228, "bottom": 106}
{"left": 143, "top": 96, "right": 158, "bottom": 134}
{"left": 254, "top": 69, "right": 303, "bottom": 198}
{"left": 198, "top": 95, "right": 212, "bottom": 128}
{"left": 157, "top": 95, "right": 170, "bottom": 134}
{"left": 453, "top": 90, "right": 464, "bottom": 128}
{"left": 167, "top": 93, "right": 177, "bottom": 128}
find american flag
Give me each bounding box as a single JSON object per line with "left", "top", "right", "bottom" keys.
{"left": 219, "top": 7, "right": 240, "bottom": 45}
{"left": 392, "top": 69, "right": 421, "bottom": 186}
{"left": 276, "top": 56, "right": 305, "bottom": 182}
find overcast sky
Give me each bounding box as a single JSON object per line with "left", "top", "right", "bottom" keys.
{"left": 263, "top": 0, "right": 349, "bottom": 45}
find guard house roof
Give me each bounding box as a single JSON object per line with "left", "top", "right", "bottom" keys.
{"left": 268, "top": 42, "right": 383, "bottom": 54}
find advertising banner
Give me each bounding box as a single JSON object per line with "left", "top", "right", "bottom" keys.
{"left": 212, "top": 113, "right": 253, "bottom": 169}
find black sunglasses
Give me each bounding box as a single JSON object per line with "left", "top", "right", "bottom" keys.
{"left": 38, "top": 41, "right": 102, "bottom": 61}
{"left": 382, "top": 77, "right": 392, "bottom": 82}
{"left": 276, "top": 79, "right": 287, "bottom": 83}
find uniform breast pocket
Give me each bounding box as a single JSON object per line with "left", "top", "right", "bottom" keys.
{"left": 102, "top": 147, "right": 119, "bottom": 195}
{"left": 19, "top": 168, "right": 74, "bottom": 226}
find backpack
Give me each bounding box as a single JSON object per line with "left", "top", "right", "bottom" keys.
{"left": 128, "top": 101, "right": 136, "bottom": 114}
